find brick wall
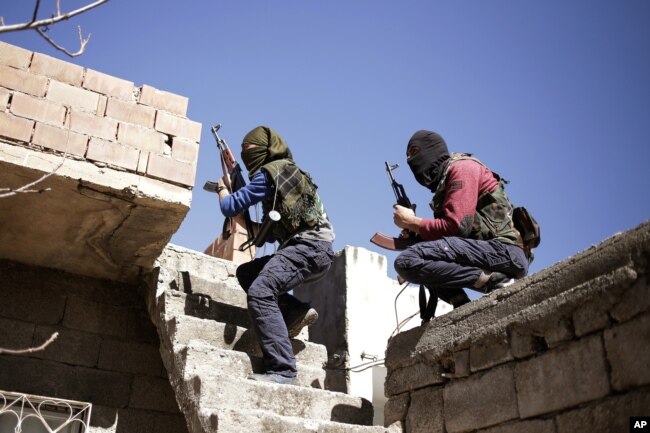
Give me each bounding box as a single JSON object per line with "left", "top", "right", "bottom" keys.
{"left": 0, "top": 41, "right": 200, "bottom": 188}
{"left": 0, "top": 259, "right": 189, "bottom": 433}
{"left": 383, "top": 221, "right": 650, "bottom": 433}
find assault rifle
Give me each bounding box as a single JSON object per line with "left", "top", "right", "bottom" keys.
{"left": 203, "top": 124, "right": 256, "bottom": 251}
{"left": 370, "top": 161, "right": 421, "bottom": 251}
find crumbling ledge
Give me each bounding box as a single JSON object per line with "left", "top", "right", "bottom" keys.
{"left": 384, "top": 221, "right": 650, "bottom": 433}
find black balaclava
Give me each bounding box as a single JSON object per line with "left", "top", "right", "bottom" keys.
{"left": 406, "top": 130, "right": 450, "bottom": 192}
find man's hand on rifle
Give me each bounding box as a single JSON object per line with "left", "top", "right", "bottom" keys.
{"left": 393, "top": 204, "right": 422, "bottom": 234}
{"left": 216, "top": 177, "right": 230, "bottom": 203}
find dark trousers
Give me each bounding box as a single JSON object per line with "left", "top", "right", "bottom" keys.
{"left": 394, "top": 237, "right": 529, "bottom": 301}
{"left": 236, "top": 238, "right": 334, "bottom": 377}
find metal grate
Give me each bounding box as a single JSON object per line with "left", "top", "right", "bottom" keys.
{"left": 0, "top": 390, "right": 92, "bottom": 433}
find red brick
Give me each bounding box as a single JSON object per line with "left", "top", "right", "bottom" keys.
{"left": 0, "top": 111, "right": 34, "bottom": 142}
{"left": 171, "top": 137, "right": 199, "bottom": 163}
{"left": 155, "top": 110, "right": 201, "bottom": 141}
{"left": 30, "top": 53, "right": 84, "bottom": 85}
{"left": 105, "top": 98, "right": 155, "bottom": 128}
{"left": 147, "top": 153, "right": 196, "bottom": 187}
{"left": 47, "top": 80, "right": 101, "bottom": 113}
{"left": 32, "top": 122, "right": 88, "bottom": 157}
{"left": 139, "top": 84, "right": 188, "bottom": 116}
{"left": 83, "top": 69, "right": 135, "bottom": 101}
{"left": 86, "top": 137, "right": 139, "bottom": 171}
{"left": 10, "top": 92, "right": 66, "bottom": 126}
{"left": 0, "top": 41, "right": 32, "bottom": 69}
{"left": 68, "top": 110, "right": 117, "bottom": 140}
{"left": 117, "top": 122, "right": 167, "bottom": 154}
{"left": 0, "top": 64, "right": 48, "bottom": 97}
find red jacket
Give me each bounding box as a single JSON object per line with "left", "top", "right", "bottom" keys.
{"left": 419, "top": 159, "right": 499, "bottom": 241}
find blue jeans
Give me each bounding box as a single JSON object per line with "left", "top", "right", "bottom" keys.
{"left": 394, "top": 237, "right": 529, "bottom": 298}
{"left": 236, "top": 237, "right": 334, "bottom": 377}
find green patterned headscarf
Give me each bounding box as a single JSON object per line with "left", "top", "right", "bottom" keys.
{"left": 241, "top": 126, "right": 293, "bottom": 179}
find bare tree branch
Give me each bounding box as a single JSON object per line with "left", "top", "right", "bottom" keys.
{"left": 0, "top": 332, "right": 59, "bottom": 355}
{"left": 36, "top": 25, "right": 91, "bottom": 57}
{"left": 0, "top": 0, "right": 108, "bottom": 57}
{"left": 0, "top": 0, "right": 108, "bottom": 33}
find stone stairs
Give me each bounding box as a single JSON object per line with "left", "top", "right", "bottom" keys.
{"left": 146, "top": 245, "right": 397, "bottom": 433}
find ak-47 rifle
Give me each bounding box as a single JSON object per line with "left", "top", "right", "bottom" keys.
{"left": 370, "top": 161, "right": 421, "bottom": 251}
{"left": 203, "top": 124, "right": 256, "bottom": 251}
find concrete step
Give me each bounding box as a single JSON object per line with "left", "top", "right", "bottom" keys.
{"left": 190, "top": 407, "right": 398, "bottom": 433}
{"left": 186, "top": 370, "right": 374, "bottom": 426}
{"left": 176, "top": 341, "right": 327, "bottom": 390}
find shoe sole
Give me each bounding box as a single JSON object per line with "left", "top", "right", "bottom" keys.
{"left": 287, "top": 309, "right": 319, "bottom": 338}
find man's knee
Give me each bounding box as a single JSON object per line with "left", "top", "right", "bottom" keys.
{"left": 394, "top": 249, "right": 419, "bottom": 279}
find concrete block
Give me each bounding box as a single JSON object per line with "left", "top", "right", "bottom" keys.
{"left": 0, "top": 111, "right": 34, "bottom": 142}
{"left": 603, "top": 313, "right": 650, "bottom": 391}
{"left": 509, "top": 328, "right": 546, "bottom": 359}
{"left": 573, "top": 302, "right": 610, "bottom": 337}
{"left": 385, "top": 361, "right": 444, "bottom": 396}
{"left": 30, "top": 325, "right": 102, "bottom": 367}
{"left": 610, "top": 276, "right": 650, "bottom": 323}
{"left": 126, "top": 307, "right": 160, "bottom": 345}
{"left": 98, "top": 339, "right": 163, "bottom": 376}
{"left": 0, "top": 65, "right": 47, "bottom": 97}
{"left": 62, "top": 297, "right": 129, "bottom": 338}
{"left": 86, "top": 137, "right": 139, "bottom": 171}
{"left": 0, "top": 284, "right": 66, "bottom": 325}
{"left": 117, "top": 122, "right": 168, "bottom": 154}
{"left": 30, "top": 53, "right": 84, "bottom": 86}
{"left": 130, "top": 375, "right": 180, "bottom": 412}
{"left": 147, "top": 153, "right": 196, "bottom": 187}
{"left": 470, "top": 331, "right": 513, "bottom": 372}
{"left": 444, "top": 365, "right": 519, "bottom": 433}
{"left": 0, "top": 356, "right": 132, "bottom": 407}
{"left": 406, "top": 387, "right": 444, "bottom": 433}
{"left": 68, "top": 110, "right": 118, "bottom": 140}
{"left": 543, "top": 317, "right": 575, "bottom": 348}
{"left": 555, "top": 388, "right": 650, "bottom": 433}
{"left": 171, "top": 136, "right": 199, "bottom": 163}
{"left": 515, "top": 334, "right": 610, "bottom": 418}
{"left": 192, "top": 370, "right": 374, "bottom": 425}
{"left": 10, "top": 92, "right": 66, "bottom": 126}
{"left": 136, "top": 151, "right": 149, "bottom": 174}
{"left": 112, "top": 408, "right": 187, "bottom": 433}
{"left": 478, "top": 418, "right": 554, "bottom": 433}
{"left": 139, "top": 84, "right": 188, "bottom": 116}
{"left": 83, "top": 68, "right": 135, "bottom": 101}
{"left": 155, "top": 110, "right": 201, "bottom": 141}
{"left": 46, "top": 80, "right": 100, "bottom": 113}
{"left": 0, "top": 41, "right": 32, "bottom": 69}
{"left": 105, "top": 98, "right": 155, "bottom": 127}
{"left": 0, "top": 316, "right": 35, "bottom": 351}
{"left": 0, "top": 87, "right": 10, "bottom": 111}
{"left": 32, "top": 122, "right": 88, "bottom": 157}
{"left": 383, "top": 392, "right": 410, "bottom": 427}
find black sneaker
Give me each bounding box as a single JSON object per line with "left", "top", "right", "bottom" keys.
{"left": 248, "top": 372, "right": 297, "bottom": 385}
{"left": 484, "top": 272, "right": 515, "bottom": 293}
{"left": 285, "top": 304, "right": 319, "bottom": 338}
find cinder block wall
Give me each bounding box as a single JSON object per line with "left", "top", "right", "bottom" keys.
{"left": 383, "top": 221, "right": 650, "bottom": 433}
{"left": 0, "top": 41, "right": 200, "bottom": 187}
{"left": 0, "top": 259, "right": 189, "bottom": 433}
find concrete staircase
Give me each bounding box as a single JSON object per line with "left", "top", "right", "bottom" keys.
{"left": 146, "top": 245, "right": 397, "bottom": 433}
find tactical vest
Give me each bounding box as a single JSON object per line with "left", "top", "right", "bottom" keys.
{"left": 260, "top": 160, "right": 325, "bottom": 244}
{"left": 431, "top": 153, "right": 523, "bottom": 247}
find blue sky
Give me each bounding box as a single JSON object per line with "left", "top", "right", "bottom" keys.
{"left": 2, "top": 1, "right": 649, "bottom": 291}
